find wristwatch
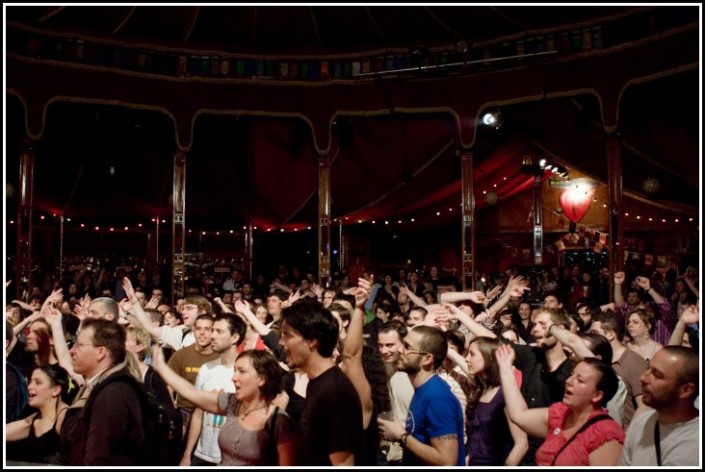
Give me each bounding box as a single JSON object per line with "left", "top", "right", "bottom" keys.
{"left": 399, "top": 432, "right": 410, "bottom": 447}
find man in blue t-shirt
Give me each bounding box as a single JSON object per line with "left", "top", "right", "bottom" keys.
{"left": 378, "top": 325, "right": 466, "bottom": 466}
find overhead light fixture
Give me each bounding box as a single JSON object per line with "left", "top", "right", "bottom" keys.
{"left": 481, "top": 110, "right": 502, "bottom": 129}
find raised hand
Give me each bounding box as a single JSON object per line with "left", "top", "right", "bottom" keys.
{"left": 495, "top": 343, "right": 516, "bottom": 370}
{"left": 635, "top": 276, "right": 651, "bottom": 291}
{"left": 122, "top": 276, "right": 136, "bottom": 299}
{"left": 145, "top": 296, "right": 160, "bottom": 310}
{"left": 509, "top": 284, "right": 531, "bottom": 298}
{"left": 614, "top": 271, "right": 625, "bottom": 285}
{"left": 483, "top": 286, "right": 501, "bottom": 303}
{"left": 467, "top": 290, "right": 488, "bottom": 305}
{"left": 681, "top": 304, "right": 699, "bottom": 325}
{"left": 47, "top": 303, "right": 63, "bottom": 323}
{"left": 354, "top": 277, "right": 372, "bottom": 308}
{"left": 234, "top": 299, "right": 251, "bottom": 314}
{"left": 311, "top": 283, "right": 323, "bottom": 299}
{"left": 74, "top": 293, "right": 92, "bottom": 320}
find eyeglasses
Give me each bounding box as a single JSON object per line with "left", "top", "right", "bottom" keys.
{"left": 73, "top": 341, "right": 98, "bottom": 349}
{"left": 402, "top": 342, "right": 429, "bottom": 356}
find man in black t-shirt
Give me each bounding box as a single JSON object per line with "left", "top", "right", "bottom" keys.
{"left": 279, "top": 301, "right": 363, "bottom": 466}
{"left": 511, "top": 308, "right": 572, "bottom": 465}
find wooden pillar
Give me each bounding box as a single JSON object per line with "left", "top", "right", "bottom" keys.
{"left": 318, "top": 154, "right": 331, "bottom": 288}
{"left": 244, "top": 224, "right": 253, "bottom": 281}
{"left": 607, "top": 132, "right": 624, "bottom": 300}
{"left": 461, "top": 150, "right": 475, "bottom": 290}
{"left": 16, "top": 139, "right": 36, "bottom": 299}
{"left": 171, "top": 150, "right": 186, "bottom": 304}
{"left": 533, "top": 174, "right": 544, "bottom": 265}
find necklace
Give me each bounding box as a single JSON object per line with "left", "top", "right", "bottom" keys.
{"left": 240, "top": 401, "right": 267, "bottom": 418}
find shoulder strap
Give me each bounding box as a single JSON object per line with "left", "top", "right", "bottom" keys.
{"left": 144, "top": 367, "right": 154, "bottom": 391}
{"left": 268, "top": 406, "right": 280, "bottom": 439}
{"left": 654, "top": 420, "right": 662, "bottom": 466}
{"left": 181, "top": 326, "right": 191, "bottom": 342}
{"left": 550, "top": 414, "right": 611, "bottom": 466}
{"left": 85, "top": 373, "right": 149, "bottom": 424}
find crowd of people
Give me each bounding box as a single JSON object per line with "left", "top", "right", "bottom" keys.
{"left": 4, "top": 260, "right": 700, "bottom": 466}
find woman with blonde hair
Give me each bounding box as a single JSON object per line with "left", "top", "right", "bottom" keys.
{"left": 626, "top": 308, "right": 663, "bottom": 363}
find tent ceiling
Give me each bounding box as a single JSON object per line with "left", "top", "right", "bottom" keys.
{"left": 5, "top": 5, "right": 700, "bottom": 236}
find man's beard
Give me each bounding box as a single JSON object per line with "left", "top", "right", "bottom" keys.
{"left": 397, "top": 357, "right": 421, "bottom": 375}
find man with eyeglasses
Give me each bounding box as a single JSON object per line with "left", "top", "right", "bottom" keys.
{"left": 377, "top": 325, "right": 466, "bottom": 466}
{"left": 60, "top": 318, "right": 144, "bottom": 465}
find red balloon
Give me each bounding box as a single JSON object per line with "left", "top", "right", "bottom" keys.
{"left": 559, "top": 185, "right": 596, "bottom": 224}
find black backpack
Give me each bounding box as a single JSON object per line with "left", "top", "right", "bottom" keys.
{"left": 89, "top": 372, "right": 183, "bottom": 466}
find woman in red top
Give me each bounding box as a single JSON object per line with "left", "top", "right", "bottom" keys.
{"left": 495, "top": 343, "right": 624, "bottom": 466}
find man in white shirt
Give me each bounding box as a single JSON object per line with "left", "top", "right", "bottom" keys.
{"left": 378, "top": 321, "right": 414, "bottom": 464}
{"left": 182, "top": 313, "right": 246, "bottom": 466}
{"left": 620, "top": 346, "right": 699, "bottom": 466}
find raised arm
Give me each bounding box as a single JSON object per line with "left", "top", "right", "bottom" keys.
{"left": 445, "top": 345, "right": 470, "bottom": 376}
{"left": 548, "top": 324, "right": 595, "bottom": 360}
{"left": 440, "top": 290, "right": 487, "bottom": 305}
{"left": 43, "top": 303, "right": 85, "bottom": 387}
{"left": 445, "top": 302, "right": 496, "bottom": 339}
{"left": 669, "top": 304, "right": 699, "bottom": 346}
{"left": 12, "top": 310, "right": 42, "bottom": 337}
{"left": 340, "top": 278, "right": 374, "bottom": 424}
{"left": 121, "top": 277, "right": 162, "bottom": 339}
{"left": 486, "top": 276, "right": 529, "bottom": 317}
{"left": 495, "top": 343, "right": 549, "bottom": 439}
{"left": 683, "top": 273, "right": 700, "bottom": 298}
{"left": 400, "top": 285, "right": 427, "bottom": 307}
{"left": 613, "top": 272, "right": 626, "bottom": 305}
{"left": 150, "top": 344, "right": 222, "bottom": 414}
{"left": 636, "top": 276, "right": 666, "bottom": 304}
{"left": 234, "top": 299, "right": 271, "bottom": 337}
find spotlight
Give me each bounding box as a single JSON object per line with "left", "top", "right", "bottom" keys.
{"left": 481, "top": 111, "right": 500, "bottom": 127}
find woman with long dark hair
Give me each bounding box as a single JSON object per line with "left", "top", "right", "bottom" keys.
{"left": 465, "top": 337, "right": 527, "bottom": 466}
{"left": 6, "top": 364, "right": 71, "bottom": 464}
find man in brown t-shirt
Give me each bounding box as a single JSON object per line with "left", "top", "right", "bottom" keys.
{"left": 167, "top": 314, "right": 219, "bottom": 437}
{"left": 590, "top": 310, "right": 649, "bottom": 430}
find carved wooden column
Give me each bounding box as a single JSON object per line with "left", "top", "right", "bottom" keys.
{"left": 461, "top": 150, "right": 475, "bottom": 290}
{"left": 607, "top": 131, "right": 624, "bottom": 300}
{"left": 318, "top": 153, "right": 331, "bottom": 288}
{"left": 16, "top": 139, "right": 36, "bottom": 299}
{"left": 171, "top": 150, "right": 186, "bottom": 304}
{"left": 533, "top": 174, "right": 544, "bottom": 265}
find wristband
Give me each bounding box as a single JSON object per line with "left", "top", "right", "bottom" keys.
{"left": 400, "top": 432, "right": 410, "bottom": 447}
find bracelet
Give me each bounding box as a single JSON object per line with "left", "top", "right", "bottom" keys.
{"left": 399, "top": 432, "right": 410, "bottom": 448}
